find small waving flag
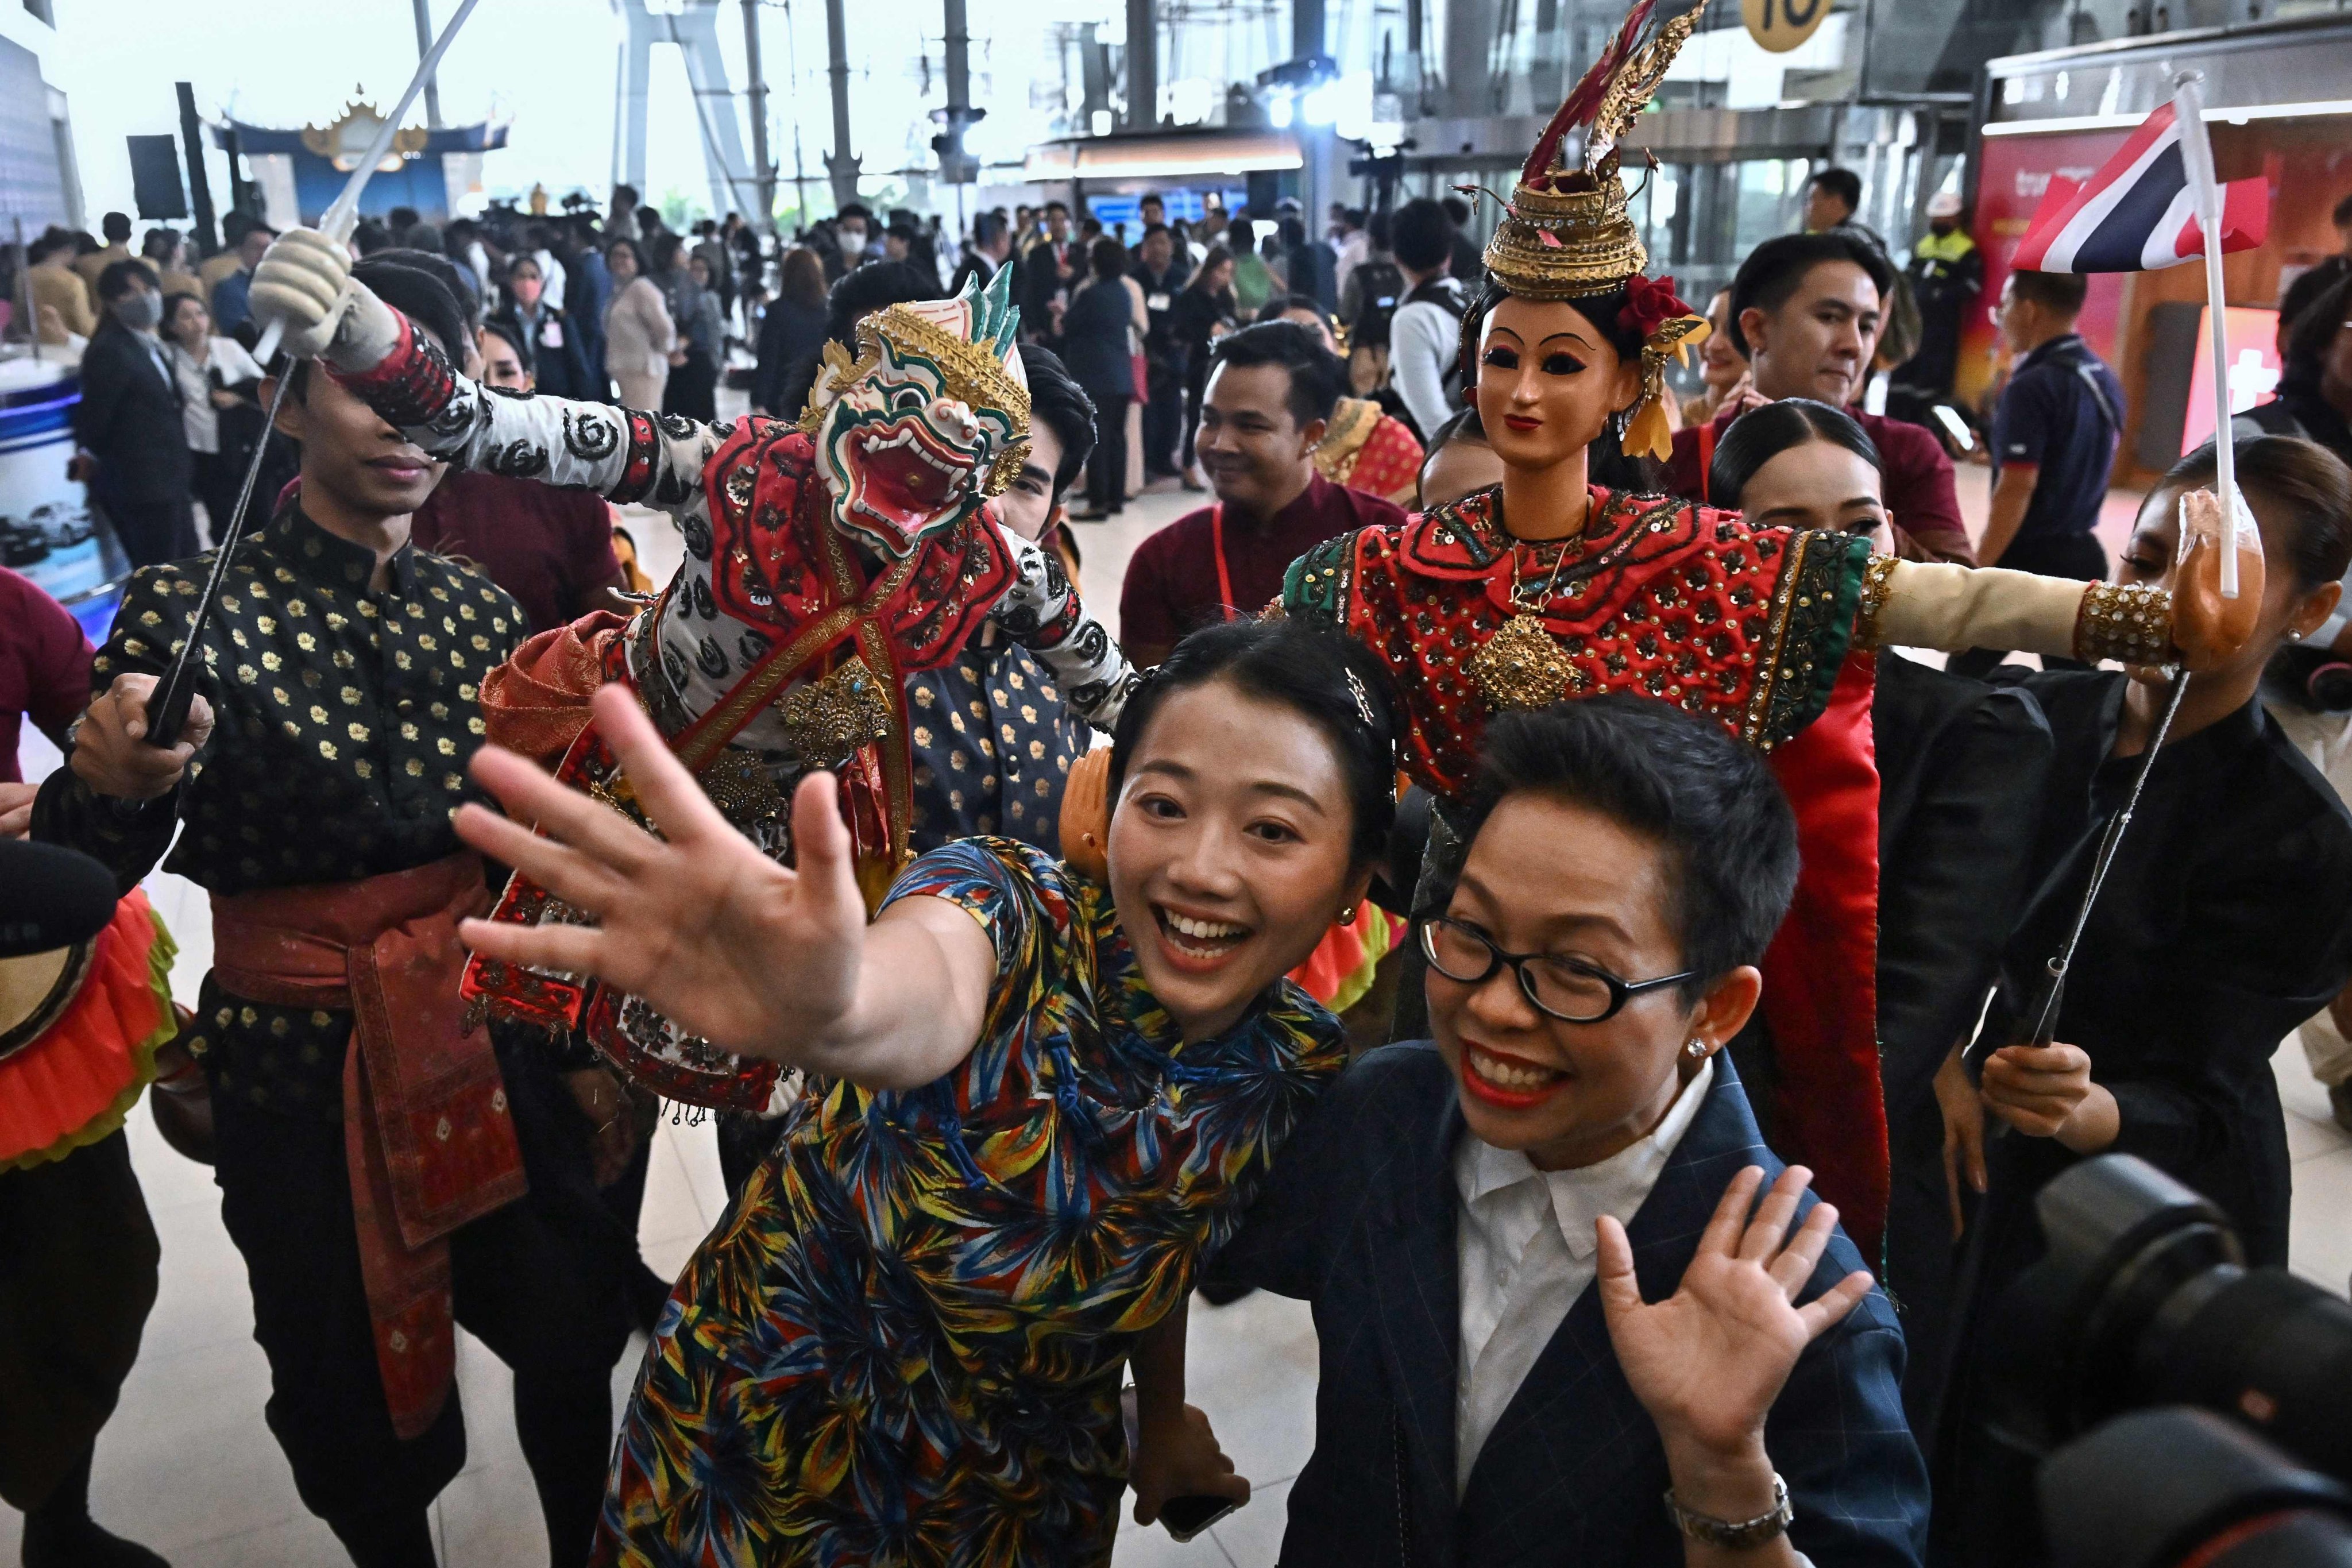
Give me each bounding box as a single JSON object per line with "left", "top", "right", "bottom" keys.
{"left": 2012, "top": 101, "right": 2269, "bottom": 273}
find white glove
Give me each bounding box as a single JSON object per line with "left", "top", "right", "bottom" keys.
{"left": 247, "top": 228, "right": 402, "bottom": 372}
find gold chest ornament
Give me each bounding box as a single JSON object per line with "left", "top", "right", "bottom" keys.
{"left": 1465, "top": 534, "right": 1586, "bottom": 712}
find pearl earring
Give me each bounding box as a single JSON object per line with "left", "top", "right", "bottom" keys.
{"left": 2288, "top": 628, "right": 2306, "bottom": 642}
{"left": 1684, "top": 1038, "right": 1707, "bottom": 1060}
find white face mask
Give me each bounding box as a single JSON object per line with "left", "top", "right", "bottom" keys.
{"left": 114, "top": 290, "right": 163, "bottom": 331}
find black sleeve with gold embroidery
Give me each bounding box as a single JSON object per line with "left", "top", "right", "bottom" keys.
{"left": 33, "top": 506, "right": 531, "bottom": 1118}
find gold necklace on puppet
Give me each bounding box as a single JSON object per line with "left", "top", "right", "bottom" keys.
{"left": 1465, "top": 526, "right": 1588, "bottom": 712}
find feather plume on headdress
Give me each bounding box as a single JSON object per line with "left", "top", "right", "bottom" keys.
{"left": 1519, "top": 0, "right": 1654, "bottom": 187}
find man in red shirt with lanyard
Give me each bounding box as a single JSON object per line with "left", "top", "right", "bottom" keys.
{"left": 1119, "top": 320, "right": 1406, "bottom": 666}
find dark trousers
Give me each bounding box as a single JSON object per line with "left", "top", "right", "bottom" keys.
{"left": 1142, "top": 366, "right": 1184, "bottom": 478}
{"left": 1181, "top": 365, "right": 1207, "bottom": 470}
{"left": 210, "top": 1033, "right": 632, "bottom": 1568}
{"left": 1087, "top": 393, "right": 1131, "bottom": 514}
{"left": 192, "top": 450, "right": 250, "bottom": 544}
{"left": 0, "top": 1130, "right": 157, "bottom": 1512}
{"left": 1947, "top": 530, "right": 2108, "bottom": 680}
{"left": 662, "top": 347, "right": 720, "bottom": 423}
{"left": 102, "top": 492, "right": 199, "bottom": 570}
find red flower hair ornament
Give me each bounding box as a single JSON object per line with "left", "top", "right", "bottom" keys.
{"left": 1621, "top": 272, "right": 1695, "bottom": 342}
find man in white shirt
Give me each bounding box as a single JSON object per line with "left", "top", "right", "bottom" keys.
{"left": 1201, "top": 696, "right": 1929, "bottom": 1566}
{"left": 1388, "top": 197, "right": 1469, "bottom": 441}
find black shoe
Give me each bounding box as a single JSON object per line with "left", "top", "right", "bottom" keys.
{"left": 22, "top": 1516, "right": 172, "bottom": 1568}
{"left": 629, "top": 1260, "right": 675, "bottom": 1334}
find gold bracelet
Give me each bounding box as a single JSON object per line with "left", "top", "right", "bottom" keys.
{"left": 2072, "top": 582, "right": 2172, "bottom": 666}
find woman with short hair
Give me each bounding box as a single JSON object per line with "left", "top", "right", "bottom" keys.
{"left": 601, "top": 237, "right": 675, "bottom": 410}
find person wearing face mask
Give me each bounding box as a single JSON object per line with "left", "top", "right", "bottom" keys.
{"left": 448, "top": 617, "right": 1398, "bottom": 1564}
{"left": 1121, "top": 320, "right": 1407, "bottom": 667}
{"left": 33, "top": 258, "right": 635, "bottom": 1568}
{"left": 1663, "top": 232, "right": 1973, "bottom": 566}
{"left": 73, "top": 261, "right": 197, "bottom": 568}
{"left": 487, "top": 253, "right": 593, "bottom": 402}
{"left": 1931, "top": 436, "right": 2352, "bottom": 1565}
{"left": 1202, "top": 696, "right": 1928, "bottom": 1565}
{"left": 1706, "top": 399, "right": 2054, "bottom": 1427}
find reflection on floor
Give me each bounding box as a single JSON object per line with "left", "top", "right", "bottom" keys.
{"left": 6, "top": 468, "right": 2349, "bottom": 1567}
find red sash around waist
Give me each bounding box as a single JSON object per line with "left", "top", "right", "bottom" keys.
{"left": 211, "top": 851, "right": 525, "bottom": 1440}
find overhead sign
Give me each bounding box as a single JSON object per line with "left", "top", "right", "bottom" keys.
{"left": 1742, "top": 0, "right": 1830, "bottom": 53}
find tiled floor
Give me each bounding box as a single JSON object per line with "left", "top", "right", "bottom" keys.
{"left": 6, "top": 455, "right": 2348, "bottom": 1566}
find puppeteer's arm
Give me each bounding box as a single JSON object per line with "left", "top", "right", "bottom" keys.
{"left": 249, "top": 229, "right": 726, "bottom": 517}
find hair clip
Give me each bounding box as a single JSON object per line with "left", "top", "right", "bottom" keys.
{"left": 1346, "top": 669, "right": 1379, "bottom": 729}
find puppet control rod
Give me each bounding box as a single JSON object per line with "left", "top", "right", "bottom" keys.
{"left": 142, "top": 0, "right": 485, "bottom": 750}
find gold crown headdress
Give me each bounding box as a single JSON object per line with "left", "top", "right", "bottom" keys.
{"left": 799, "top": 265, "right": 1033, "bottom": 493}
{"left": 1476, "top": 0, "right": 1712, "bottom": 459}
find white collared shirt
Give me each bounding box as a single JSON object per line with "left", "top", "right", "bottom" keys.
{"left": 1452, "top": 1057, "right": 1713, "bottom": 1497}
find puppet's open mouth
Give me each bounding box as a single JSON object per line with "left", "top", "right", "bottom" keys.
{"left": 839, "top": 414, "right": 982, "bottom": 541}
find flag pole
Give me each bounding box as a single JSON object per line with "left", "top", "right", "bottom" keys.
{"left": 2171, "top": 68, "right": 2241, "bottom": 598}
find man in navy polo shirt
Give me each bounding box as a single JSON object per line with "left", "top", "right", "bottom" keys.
{"left": 1948, "top": 269, "right": 2123, "bottom": 677}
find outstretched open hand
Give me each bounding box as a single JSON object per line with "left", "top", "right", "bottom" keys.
{"left": 454, "top": 685, "right": 869, "bottom": 1060}
{"left": 1596, "top": 1164, "right": 1873, "bottom": 1463}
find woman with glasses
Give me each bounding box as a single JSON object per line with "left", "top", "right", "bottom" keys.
{"left": 1206, "top": 694, "right": 1928, "bottom": 1566}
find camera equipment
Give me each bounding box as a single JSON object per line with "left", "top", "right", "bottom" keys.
{"left": 1987, "top": 1155, "right": 2352, "bottom": 1567}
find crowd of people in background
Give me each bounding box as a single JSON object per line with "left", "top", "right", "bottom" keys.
{"left": 5, "top": 145, "right": 2352, "bottom": 1568}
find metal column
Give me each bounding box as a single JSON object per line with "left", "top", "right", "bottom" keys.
{"left": 743, "top": 0, "right": 777, "bottom": 226}
{"left": 822, "top": 0, "right": 859, "bottom": 210}
{"left": 176, "top": 81, "right": 218, "bottom": 254}
{"left": 1126, "top": 0, "right": 1157, "bottom": 130}
{"left": 410, "top": 0, "right": 446, "bottom": 128}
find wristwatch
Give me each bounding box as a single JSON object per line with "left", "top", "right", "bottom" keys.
{"left": 1664, "top": 1472, "right": 1793, "bottom": 1550}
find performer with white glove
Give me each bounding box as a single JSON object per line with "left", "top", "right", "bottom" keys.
{"left": 248, "top": 226, "right": 1141, "bottom": 1110}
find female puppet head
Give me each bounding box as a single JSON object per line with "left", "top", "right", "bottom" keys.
{"left": 1464, "top": 0, "right": 1710, "bottom": 469}
{"left": 800, "top": 264, "right": 1031, "bottom": 559}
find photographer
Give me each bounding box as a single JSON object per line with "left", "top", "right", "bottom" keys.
{"left": 1934, "top": 435, "right": 2352, "bottom": 1565}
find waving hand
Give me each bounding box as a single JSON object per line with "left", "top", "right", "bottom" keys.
{"left": 454, "top": 685, "right": 868, "bottom": 1060}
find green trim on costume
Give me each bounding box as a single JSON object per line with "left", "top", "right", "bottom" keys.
{"left": 1, "top": 905, "right": 180, "bottom": 1174}
{"left": 1282, "top": 535, "right": 1353, "bottom": 633}
{"left": 1758, "top": 528, "right": 1870, "bottom": 749}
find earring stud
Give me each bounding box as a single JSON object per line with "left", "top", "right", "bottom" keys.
{"left": 1684, "top": 1038, "right": 1707, "bottom": 1060}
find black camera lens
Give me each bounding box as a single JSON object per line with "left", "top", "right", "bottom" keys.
{"left": 2307, "top": 661, "right": 2352, "bottom": 713}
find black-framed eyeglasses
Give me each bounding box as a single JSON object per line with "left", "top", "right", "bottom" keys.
{"left": 1417, "top": 916, "right": 1693, "bottom": 1024}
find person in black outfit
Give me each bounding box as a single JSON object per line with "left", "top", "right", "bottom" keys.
{"left": 34, "top": 260, "right": 633, "bottom": 1568}
{"left": 485, "top": 252, "right": 594, "bottom": 402}
{"left": 1947, "top": 269, "right": 2124, "bottom": 677}
{"left": 749, "top": 244, "right": 832, "bottom": 418}
{"left": 1933, "top": 435, "right": 2352, "bottom": 1566}
{"left": 2276, "top": 191, "right": 2352, "bottom": 343}
{"left": 764, "top": 259, "right": 941, "bottom": 427}
{"left": 1170, "top": 245, "right": 1237, "bottom": 483}
{"left": 1132, "top": 223, "right": 1187, "bottom": 484}
{"left": 947, "top": 210, "right": 1014, "bottom": 298}
{"left": 75, "top": 261, "right": 196, "bottom": 569}
{"left": 1061, "top": 236, "right": 1140, "bottom": 519}
{"left": 2239, "top": 269, "right": 2352, "bottom": 471}
{"left": 1706, "top": 398, "right": 2054, "bottom": 1432}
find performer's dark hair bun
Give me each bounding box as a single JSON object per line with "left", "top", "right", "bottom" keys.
{"left": 1109, "top": 618, "right": 1400, "bottom": 868}
{"left": 1705, "top": 397, "right": 1883, "bottom": 512}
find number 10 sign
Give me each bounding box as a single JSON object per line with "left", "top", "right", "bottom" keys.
{"left": 1742, "top": 0, "right": 1830, "bottom": 52}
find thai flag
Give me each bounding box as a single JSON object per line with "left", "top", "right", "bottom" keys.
{"left": 2012, "top": 102, "right": 2269, "bottom": 273}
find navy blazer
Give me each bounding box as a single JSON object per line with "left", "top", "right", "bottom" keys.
{"left": 1207, "top": 1044, "right": 1928, "bottom": 1567}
